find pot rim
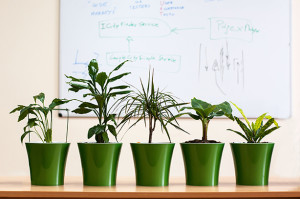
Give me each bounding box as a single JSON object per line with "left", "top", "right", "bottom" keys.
{"left": 77, "top": 142, "right": 122, "bottom": 144}
{"left": 130, "top": 142, "right": 175, "bottom": 144}
{"left": 230, "top": 142, "right": 274, "bottom": 144}
{"left": 25, "top": 142, "right": 70, "bottom": 144}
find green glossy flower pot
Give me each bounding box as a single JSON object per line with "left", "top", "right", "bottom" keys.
{"left": 131, "top": 143, "right": 175, "bottom": 186}
{"left": 78, "top": 143, "right": 122, "bottom": 186}
{"left": 230, "top": 143, "right": 274, "bottom": 186}
{"left": 25, "top": 143, "right": 70, "bottom": 186}
{"left": 181, "top": 143, "right": 224, "bottom": 186}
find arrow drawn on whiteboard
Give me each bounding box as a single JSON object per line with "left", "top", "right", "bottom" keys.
{"left": 170, "top": 27, "right": 205, "bottom": 34}
{"left": 126, "top": 36, "right": 133, "bottom": 53}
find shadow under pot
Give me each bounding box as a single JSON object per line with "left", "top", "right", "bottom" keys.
{"left": 181, "top": 143, "right": 224, "bottom": 186}
{"left": 78, "top": 143, "right": 122, "bottom": 186}
{"left": 25, "top": 143, "right": 70, "bottom": 186}
{"left": 130, "top": 143, "right": 175, "bottom": 186}
{"left": 230, "top": 143, "right": 274, "bottom": 186}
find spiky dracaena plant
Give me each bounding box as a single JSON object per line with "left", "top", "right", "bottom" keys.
{"left": 10, "top": 93, "right": 71, "bottom": 143}
{"left": 180, "top": 98, "right": 234, "bottom": 142}
{"left": 227, "top": 102, "right": 280, "bottom": 143}
{"left": 66, "top": 59, "right": 131, "bottom": 143}
{"left": 117, "top": 70, "right": 188, "bottom": 143}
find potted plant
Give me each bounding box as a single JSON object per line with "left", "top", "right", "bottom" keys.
{"left": 66, "top": 59, "right": 131, "bottom": 186}
{"left": 10, "top": 93, "right": 71, "bottom": 186}
{"left": 180, "top": 98, "right": 233, "bottom": 186}
{"left": 227, "top": 102, "right": 280, "bottom": 186}
{"left": 117, "top": 70, "right": 187, "bottom": 186}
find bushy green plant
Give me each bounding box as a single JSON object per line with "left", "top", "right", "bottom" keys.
{"left": 180, "top": 98, "right": 234, "bottom": 142}
{"left": 66, "top": 59, "right": 131, "bottom": 143}
{"left": 227, "top": 102, "right": 280, "bottom": 143}
{"left": 10, "top": 93, "right": 71, "bottom": 143}
{"left": 117, "top": 70, "right": 188, "bottom": 143}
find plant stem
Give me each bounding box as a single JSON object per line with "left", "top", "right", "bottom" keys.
{"left": 202, "top": 119, "right": 209, "bottom": 141}
{"left": 66, "top": 109, "right": 69, "bottom": 143}
{"left": 148, "top": 115, "right": 153, "bottom": 143}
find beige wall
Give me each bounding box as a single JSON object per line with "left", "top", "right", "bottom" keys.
{"left": 0, "top": 0, "right": 299, "bottom": 178}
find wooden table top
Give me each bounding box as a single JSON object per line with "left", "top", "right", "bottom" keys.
{"left": 0, "top": 177, "right": 300, "bottom": 198}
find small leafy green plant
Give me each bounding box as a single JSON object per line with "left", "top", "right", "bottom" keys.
{"left": 10, "top": 93, "right": 71, "bottom": 143}
{"left": 180, "top": 98, "right": 233, "bottom": 143}
{"left": 227, "top": 102, "right": 280, "bottom": 143}
{"left": 66, "top": 59, "right": 131, "bottom": 143}
{"left": 117, "top": 70, "right": 188, "bottom": 143}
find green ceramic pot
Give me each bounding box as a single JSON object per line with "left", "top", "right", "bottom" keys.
{"left": 230, "top": 143, "right": 274, "bottom": 186}
{"left": 131, "top": 143, "right": 175, "bottom": 186}
{"left": 181, "top": 143, "right": 224, "bottom": 186}
{"left": 78, "top": 143, "right": 122, "bottom": 186}
{"left": 25, "top": 143, "right": 70, "bottom": 186}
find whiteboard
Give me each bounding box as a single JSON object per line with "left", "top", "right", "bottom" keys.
{"left": 59, "top": 0, "right": 291, "bottom": 118}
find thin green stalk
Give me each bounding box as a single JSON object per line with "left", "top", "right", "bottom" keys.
{"left": 66, "top": 109, "right": 69, "bottom": 143}
{"left": 34, "top": 126, "right": 44, "bottom": 143}
{"left": 49, "top": 110, "right": 53, "bottom": 143}
{"left": 36, "top": 111, "right": 47, "bottom": 137}
{"left": 27, "top": 115, "right": 31, "bottom": 143}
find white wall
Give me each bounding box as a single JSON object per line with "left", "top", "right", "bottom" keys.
{"left": 0, "top": 0, "right": 299, "bottom": 178}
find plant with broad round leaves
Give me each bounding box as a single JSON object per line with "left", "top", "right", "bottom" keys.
{"left": 180, "top": 98, "right": 234, "bottom": 142}
{"left": 66, "top": 59, "right": 131, "bottom": 143}
{"left": 227, "top": 102, "right": 280, "bottom": 143}
{"left": 10, "top": 93, "right": 71, "bottom": 143}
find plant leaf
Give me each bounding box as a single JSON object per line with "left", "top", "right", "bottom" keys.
{"left": 96, "top": 72, "right": 107, "bottom": 88}
{"left": 108, "top": 124, "right": 117, "bottom": 137}
{"left": 231, "top": 102, "right": 251, "bottom": 128}
{"left": 49, "top": 98, "right": 71, "bottom": 109}
{"left": 227, "top": 129, "right": 249, "bottom": 141}
{"left": 33, "top": 93, "right": 45, "bottom": 104}
{"left": 109, "top": 72, "right": 131, "bottom": 83}
{"left": 21, "top": 131, "right": 32, "bottom": 143}
{"left": 254, "top": 113, "right": 267, "bottom": 131}
{"left": 88, "top": 59, "right": 99, "bottom": 80}
{"left": 107, "top": 114, "right": 117, "bottom": 126}
{"left": 111, "top": 60, "right": 129, "bottom": 73}
{"left": 265, "top": 115, "right": 279, "bottom": 127}
{"left": 109, "top": 85, "right": 130, "bottom": 91}
{"left": 191, "top": 98, "right": 212, "bottom": 110}
{"left": 27, "top": 118, "right": 38, "bottom": 128}
{"left": 78, "top": 102, "right": 98, "bottom": 109}
{"left": 101, "top": 132, "right": 109, "bottom": 143}
{"left": 88, "top": 125, "right": 104, "bottom": 139}
{"left": 188, "top": 113, "right": 201, "bottom": 120}
{"left": 18, "top": 106, "right": 32, "bottom": 122}
{"left": 72, "top": 107, "right": 92, "bottom": 114}
{"left": 234, "top": 116, "right": 253, "bottom": 141}
{"left": 216, "top": 101, "right": 233, "bottom": 120}
{"left": 10, "top": 105, "right": 25, "bottom": 114}
{"left": 67, "top": 83, "right": 89, "bottom": 92}
{"left": 258, "top": 126, "right": 280, "bottom": 142}
{"left": 110, "top": 90, "right": 132, "bottom": 97}
{"left": 65, "top": 75, "right": 88, "bottom": 83}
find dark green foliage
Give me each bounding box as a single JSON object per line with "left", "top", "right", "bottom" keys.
{"left": 66, "top": 59, "right": 131, "bottom": 143}
{"left": 10, "top": 93, "right": 71, "bottom": 143}
{"left": 180, "top": 98, "right": 234, "bottom": 141}
{"left": 117, "top": 70, "right": 188, "bottom": 143}
{"left": 227, "top": 102, "right": 280, "bottom": 143}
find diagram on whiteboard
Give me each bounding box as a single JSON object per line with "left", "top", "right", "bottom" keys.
{"left": 60, "top": 0, "right": 291, "bottom": 118}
